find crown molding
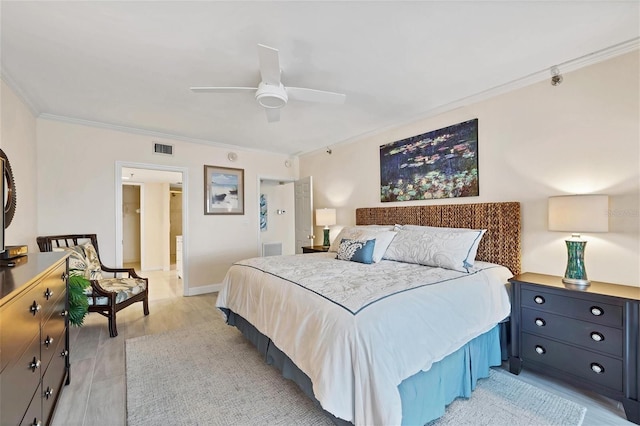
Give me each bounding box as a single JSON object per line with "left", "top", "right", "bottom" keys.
{"left": 37, "top": 113, "right": 284, "bottom": 156}
{"left": 300, "top": 38, "right": 640, "bottom": 158}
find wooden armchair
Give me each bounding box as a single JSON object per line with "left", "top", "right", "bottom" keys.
{"left": 37, "top": 234, "right": 149, "bottom": 337}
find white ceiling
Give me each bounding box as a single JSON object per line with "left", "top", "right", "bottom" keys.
{"left": 2, "top": 1, "right": 638, "bottom": 155}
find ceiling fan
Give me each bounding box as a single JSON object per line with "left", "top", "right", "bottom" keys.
{"left": 190, "top": 44, "right": 346, "bottom": 123}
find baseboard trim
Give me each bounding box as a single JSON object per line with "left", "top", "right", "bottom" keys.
{"left": 187, "top": 283, "right": 222, "bottom": 296}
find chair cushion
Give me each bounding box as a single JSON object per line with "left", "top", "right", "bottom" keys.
{"left": 55, "top": 241, "right": 103, "bottom": 280}
{"left": 87, "top": 277, "right": 147, "bottom": 306}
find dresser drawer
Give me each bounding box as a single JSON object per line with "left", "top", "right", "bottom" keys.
{"left": 41, "top": 312, "right": 67, "bottom": 373}
{"left": 522, "top": 308, "right": 623, "bottom": 357}
{"left": 42, "top": 336, "right": 68, "bottom": 424}
{"left": 0, "top": 286, "right": 46, "bottom": 372}
{"left": 521, "top": 287, "right": 622, "bottom": 328}
{"left": 522, "top": 332, "right": 623, "bottom": 392}
{"left": 19, "top": 388, "right": 42, "bottom": 426}
{"left": 0, "top": 334, "right": 42, "bottom": 425}
{"left": 37, "top": 264, "right": 67, "bottom": 320}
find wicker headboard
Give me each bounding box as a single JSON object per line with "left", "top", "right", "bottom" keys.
{"left": 356, "top": 202, "right": 521, "bottom": 275}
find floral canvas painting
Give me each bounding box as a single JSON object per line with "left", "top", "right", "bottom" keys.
{"left": 380, "top": 119, "right": 478, "bottom": 202}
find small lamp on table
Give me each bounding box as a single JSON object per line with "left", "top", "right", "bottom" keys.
{"left": 315, "top": 208, "right": 336, "bottom": 247}
{"left": 548, "top": 194, "right": 609, "bottom": 287}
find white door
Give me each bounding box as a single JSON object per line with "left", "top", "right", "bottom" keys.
{"left": 294, "top": 176, "right": 314, "bottom": 253}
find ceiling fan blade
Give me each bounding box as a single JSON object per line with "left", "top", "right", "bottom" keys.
{"left": 190, "top": 86, "right": 257, "bottom": 93}
{"left": 286, "top": 87, "right": 346, "bottom": 104}
{"left": 257, "top": 44, "right": 281, "bottom": 86}
{"left": 265, "top": 108, "right": 280, "bottom": 123}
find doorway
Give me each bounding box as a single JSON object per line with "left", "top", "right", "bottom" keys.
{"left": 115, "top": 161, "right": 189, "bottom": 296}
{"left": 257, "top": 176, "right": 314, "bottom": 256}
{"left": 258, "top": 178, "right": 296, "bottom": 255}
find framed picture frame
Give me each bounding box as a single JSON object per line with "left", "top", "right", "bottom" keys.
{"left": 380, "top": 118, "right": 479, "bottom": 202}
{"left": 204, "top": 165, "right": 244, "bottom": 215}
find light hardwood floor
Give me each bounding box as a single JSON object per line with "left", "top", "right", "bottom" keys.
{"left": 50, "top": 267, "right": 633, "bottom": 426}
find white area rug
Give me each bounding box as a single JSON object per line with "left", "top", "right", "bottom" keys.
{"left": 126, "top": 319, "right": 586, "bottom": 426}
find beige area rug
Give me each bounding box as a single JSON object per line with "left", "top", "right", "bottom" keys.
{"left": 126, "top": 317, "right": 586, "bottom": 426}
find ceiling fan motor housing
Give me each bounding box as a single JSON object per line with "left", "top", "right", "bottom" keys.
{"left": 256, "top": 82, "right": 288, "bottom": 108}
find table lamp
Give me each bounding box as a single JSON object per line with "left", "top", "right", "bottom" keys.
{"left": 315, "top": 208, "right": 336, "bottom": 247}
{"left": 548, "top": 195, "right": 609, "bottom": 286}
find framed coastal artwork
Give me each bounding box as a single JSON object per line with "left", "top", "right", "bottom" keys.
{"left": 379, "top": 118, "right": 479, "bottom": 202}
{"left": 204, "top": 165, "right": 244, "bottom": 215}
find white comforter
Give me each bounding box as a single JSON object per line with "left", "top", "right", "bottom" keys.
{"left": 216, "top": 253, "right": 512, "bottom": 425}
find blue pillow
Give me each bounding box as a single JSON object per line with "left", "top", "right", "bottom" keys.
{"left": 336, "top": 238, "right": 376, "bottom": 264}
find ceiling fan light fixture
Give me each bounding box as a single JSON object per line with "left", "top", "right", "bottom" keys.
{"left": 256, "top": 82, "right": 288, "bottom": 109}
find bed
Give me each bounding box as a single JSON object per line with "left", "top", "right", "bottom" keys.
{"left": 216, "top": 202, "right": 521, "bottom": 425}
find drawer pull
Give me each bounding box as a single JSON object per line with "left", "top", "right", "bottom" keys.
{"left": 590, "top": 332, "right": 604, "bottom": 342}
{"left": 30, "top": 301, "right": 42, "bottom": 316}
{"left": 61, "top": 272, "right": 69, "bottom": 281}
{"left": 60, "top": 310, "right": 68, "bottom": 317}
{"left": 534, "top": 296, "right": 545, "bottom": 305}
{"left": 590, "top": 306, "right": 604, "bottom": 316}
{"left": 60, "top": 349, "right": 69, "bottom": 357}
{"left": 29, "top": 357, "right": 41, "bottom": 372}
{"left": 44, "top": 335, "right": 54, "bottom": 347}
{"left": 29, "top": 419, "right": 42, "bottom": 426}
{"left": 591, "top": 363, "right": 605, "bottom": 374}
{"left": 44, "top": 387, "right": 54, "bottom": 399}
{"left": 535, "top": 345, "right": 546, "bottom": 355}
{"left": 534, "top": 318, "right": 546, "bottom": 327}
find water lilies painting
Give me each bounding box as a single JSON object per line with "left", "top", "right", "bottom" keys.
{"left": 380, "top": 119, "right": 479, "bottom": 202}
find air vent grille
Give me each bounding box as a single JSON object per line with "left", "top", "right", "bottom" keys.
{"left": 153, "top": 143, "right": 173, "bottom": 155}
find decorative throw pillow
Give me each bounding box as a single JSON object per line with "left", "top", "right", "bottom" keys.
{"left": 383, "top": 226, "right": 486, "bottom": 272}
{"left": 329, "top": 227, "right": 396, "bottom": 263}
{"left": 336, "top": 239, "right": 376, "bottom": 264}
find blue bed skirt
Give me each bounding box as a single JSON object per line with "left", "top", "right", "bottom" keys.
{"left": 223, "top": 309, "right": 505, "bottom": 425}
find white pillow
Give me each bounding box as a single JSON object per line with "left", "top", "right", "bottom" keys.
{"left": 329, "top": 226, "right": 397, "bottom": 263}
{"left": 383, "top": 226, "right": 486, "bottom": 272}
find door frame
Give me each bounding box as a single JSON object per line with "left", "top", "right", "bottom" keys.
{"left": 256, "top": 175, "right": 295, "bottom": 256}
{"left": 115, "top": 161, "right": 189, "bottom": 296}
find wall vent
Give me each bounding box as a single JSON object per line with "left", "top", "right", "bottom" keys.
{"left": 153, "top": 142, "right": 173, "bottom": 155}
{"left": 262, "top": 242, "right": 282, "bottom": 257}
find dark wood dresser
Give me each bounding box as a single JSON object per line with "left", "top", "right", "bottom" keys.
{"left": 1, "top": 252, "right": 70, "bottom": 425}
{"left": 509, "top": 272, "right": 640, "bottom": 424}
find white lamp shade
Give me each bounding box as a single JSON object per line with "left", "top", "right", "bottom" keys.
{"left": 315, "top": 208, "right": 336, "bottom": 227}
{"left": 548, "top": 195, "right": 609, "bottom": 233}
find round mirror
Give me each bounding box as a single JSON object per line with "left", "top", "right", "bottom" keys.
{"left": 0, "top": 149, "right": 17, "bottom": 228}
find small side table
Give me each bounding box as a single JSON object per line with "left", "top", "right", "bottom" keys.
{"left": 301, "top": 245, "right": 330, "bottom": 254}
{"left": 509, "top": 272, "right": 640, "bottom": 424}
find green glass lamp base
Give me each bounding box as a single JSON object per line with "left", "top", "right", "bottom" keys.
{"left": 563, "top": 239, "right": 590, "bottom": 286}
{"left": 323, "top": 228, "right": 330, "bottom": 247}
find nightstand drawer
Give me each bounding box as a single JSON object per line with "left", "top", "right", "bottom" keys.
{"left": 521, "top": 287, "right": 622, "bottom": 328}
{"left": 522, "top": 308, "right": 623, "bottom": 357}
{"left": 522, "top": 332, "right": 623, "bottom": 392}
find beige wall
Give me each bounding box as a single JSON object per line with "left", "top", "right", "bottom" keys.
{"left": 31, "top": 118, "right": 296, "bottom": 290}
{"left": 123, "top": 184, "right": 141, "bottom": 263}
{"left": 300, "top": 51, "right": 640, "bottom": 287}
{"left": 0, "top": 80, "right": 38, "bottom": 251}
{"left": 2, "top": 50, "right": 638, "bottom": 289}
{"left": 142, "top": 182, "right": 170, "bottom": 271}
